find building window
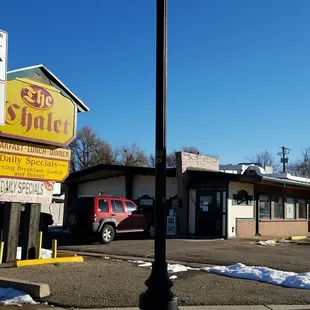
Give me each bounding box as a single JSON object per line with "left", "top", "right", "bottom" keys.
{"left": 259, "top": 195, "right": 270, "bottom": 219}
{"left": 298, "top": 199, "right": 307, "bottom": 219}
{"left": 286, "top": 198, "right": 296, "bottom": 219}
{"left": 273, "top": 196, "right": 284, "bottom": 219}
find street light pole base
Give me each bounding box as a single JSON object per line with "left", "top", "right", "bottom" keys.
{"left": 139, "top": 262, "right": 179, "bottom": 310}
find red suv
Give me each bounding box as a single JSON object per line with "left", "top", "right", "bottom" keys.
{"left": 66, "top": 195, "right": 155, "bottom": 244}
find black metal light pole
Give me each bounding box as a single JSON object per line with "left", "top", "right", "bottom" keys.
{"left": 139, "top": 0, "right": 178, "bottom": 309}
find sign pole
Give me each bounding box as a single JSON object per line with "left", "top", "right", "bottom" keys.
{"left": 139, "top": 0, "right": 178, "bottom": 309}
{"left": 3, "top": 203, "right": 21, "bottom": 263}
{"left": 0, "top": 30, "right": 8, "bottom": 126}
{"left": 21, "top": 203, "right": 41, "bottom": 260}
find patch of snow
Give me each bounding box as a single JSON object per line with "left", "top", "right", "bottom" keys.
{"left": 138, "top": 262, "right": 152, "bottom": 267}
{"left": 0, "top": 287, "right": 38, "bottom": 306}
{"left": 257, "top": 240, "right": 277, "bottom": 246}
{"left": 130, "top": 260, "right": 196, "bottom": 273}
{"left": 16, "top": 247, "right": 52, "bottom": 260}
{"left": 169, "top": 275, "right": 178, "bottom": 280}
{"left": 128, "top": 260, "right": 145, "bottom": 264}
{"left": 168, "top": 264, "right": 196, "bottom": 273}
{"left": 201, "top": 263, "right": 310, "bottom": 290}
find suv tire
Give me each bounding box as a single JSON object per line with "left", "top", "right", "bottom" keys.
{"left": 146, "top": 223, "right": 155, "bottom": 238}
{"left": 100, "top": 224, "right": 115, "bottom": 244}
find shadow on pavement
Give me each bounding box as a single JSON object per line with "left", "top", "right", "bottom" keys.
{"left": 42, "top": 226, "right": 149, "bottom": 249}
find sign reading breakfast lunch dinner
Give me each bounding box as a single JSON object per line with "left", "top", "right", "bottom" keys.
{"left": 0, "top": 177, "right": 54, "bottom": 204}
{"left": 0, "top": 77, "right": 77, "bottom": 147}
{"left": 0, "top": 138, "right": 71, "bottom": 182}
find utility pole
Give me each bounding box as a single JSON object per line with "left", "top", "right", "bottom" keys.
{"left": 278, "top": 146, "right": 290, "bottom": 173}
{"left": 139, "top": 1, "right": 178, "bottom": 309}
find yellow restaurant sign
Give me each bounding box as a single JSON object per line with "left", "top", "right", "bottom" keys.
{"left": 0, "top": 78, "right": 77, "bottom": 147}
{"left": 0, "top": 152, "right": 70, "bottom": 182}
{"left": 0, "top": 138, "right": 71, "bottom": 161}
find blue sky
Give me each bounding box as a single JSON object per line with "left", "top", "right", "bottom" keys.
{"left": 2, "top": 0, "right": 310, "bottom": 165}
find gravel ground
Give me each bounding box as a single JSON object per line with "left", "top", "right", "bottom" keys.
{"left": 1, "top": 257, "right": 310, "bottom": 308}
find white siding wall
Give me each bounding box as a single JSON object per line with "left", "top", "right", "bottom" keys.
{"left": 77, "top": 176, "right": 126, "bottom": 197}
{"left": 227, "top": 182, "right": 254, "bottom": 238}
{"left": 41, "top": 202, "right": 64, "bottom": 226}
{"left": 132, "top": 175, "right": 177, "bottom": 200}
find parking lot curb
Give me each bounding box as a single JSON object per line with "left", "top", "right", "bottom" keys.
{"left": 0, "top": 276, "right": 50, "bottom": 298}
{"left": 288, "top": 235, "right": 307, "bottom": 241}
{"left": 14, "top": 255, "right": 84, "bottom": 267}
{"left": 57, "top": 249, "right": 214, "bottom": 268}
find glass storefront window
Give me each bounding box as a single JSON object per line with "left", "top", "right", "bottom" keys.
{"left": 298, "top": 199, "right": 307, "bottom": 219}
{"left": 273, "top": 196, "right": 284, "bottom": 219}
{"left": 259, "top": 195, "right": 270, "bottom": 219}
{"left": 286, "top": 198, "right": 296, "bottom": 219}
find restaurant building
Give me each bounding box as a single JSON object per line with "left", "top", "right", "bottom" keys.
{"left": 64, "top": 152, "right": 310, "bottom": 238}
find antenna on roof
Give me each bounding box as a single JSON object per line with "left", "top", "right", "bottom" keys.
{"left": 278, "top": 146, "right": 290, "bottom": 173}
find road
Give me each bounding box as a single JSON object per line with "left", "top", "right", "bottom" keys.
{"left": 1, "top": 257, "right": 310, "bottom": 308}
{"left": 44, "top": 230, "right": 310, "bottom": 273}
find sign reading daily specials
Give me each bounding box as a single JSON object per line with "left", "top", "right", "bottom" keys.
{"left": 1, "top": 77, "right": 77, "bottom": 147}
{"left": 0, "top": 139, "right": 71, "bottom": 182}
{"left": 0, "top": 178, "right": 54, "bottom": 204}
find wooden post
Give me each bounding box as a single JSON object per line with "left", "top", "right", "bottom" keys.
{"left": 21, "top": 203, "right": 41, "bottom": 260}
{"left": 3, "top": 203, "right": 21, "bottom": 263}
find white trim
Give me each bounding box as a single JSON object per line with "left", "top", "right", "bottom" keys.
{"left": 262, "top": 176, "right": 310, "bottom": 187}
{"left": 8, "top": 64, "right": 44, "bottom": 73}
{"left": 8, "top": 64, "right": 89, "bottom": 112}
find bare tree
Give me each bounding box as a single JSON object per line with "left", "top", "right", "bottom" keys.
{"left": 69, "top": 126, "right": 117, "bottom": 172}
{"left": 247, "top": 150, "right": 279, "bottom": 172}
{"left": 181, "top": 146, "right": 200, "bottom": 154}
{"left": 116, "top": 143, "right": 148, "bottom": 167}
{"left": 288, "top": 147, "right": 310, "bottom": 178}
{"left": 148, "top": 154, "right": 156, "bottom": 167}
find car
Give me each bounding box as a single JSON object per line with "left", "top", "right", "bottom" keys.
{"left": 66, "top": 194, "right": 155, "bottom": 244}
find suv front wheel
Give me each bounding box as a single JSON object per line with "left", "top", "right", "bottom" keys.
{"left": 100, "top": 224, "right": 115, "bottom": 244}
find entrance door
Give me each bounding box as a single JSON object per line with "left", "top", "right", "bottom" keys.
{"left": 195, "top": 190, "right": 223, "bottom": 237}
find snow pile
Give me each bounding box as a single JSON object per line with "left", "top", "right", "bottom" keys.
{"left": 257, "top": 240, "right": 277, "bottom": 246}
{"left": 0, "top": 288, "right": 38, "bottom": 306}
{"left": 168, "top": 263, "right": 196, "bottom": 273}
{"left": 129, "top": 259, "right": 310, "bottom": 289}
{"left": 201, "top": 263, "right": 310, "bottom": 289}
{"left": 129, "top": 260, "right": 196, "bottom": 280}
{"left": 256, "top": 239, "right": 290, "bottom": 246}
{"left": 16, "top": 247, "right": 52, "bottom": 260}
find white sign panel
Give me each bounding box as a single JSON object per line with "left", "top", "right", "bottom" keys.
{"left": 0, "top": 29, "right": 8, "bottom": 126}
{"left": 0, "top": 178, "right": 54, "bottom": 204}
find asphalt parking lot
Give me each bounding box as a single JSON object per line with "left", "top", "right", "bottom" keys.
{"left": 1, "top": 257, "right": 310, "bottom": 308}
{"left": 45, "top": 229, "right": 310, "bottom": 273}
